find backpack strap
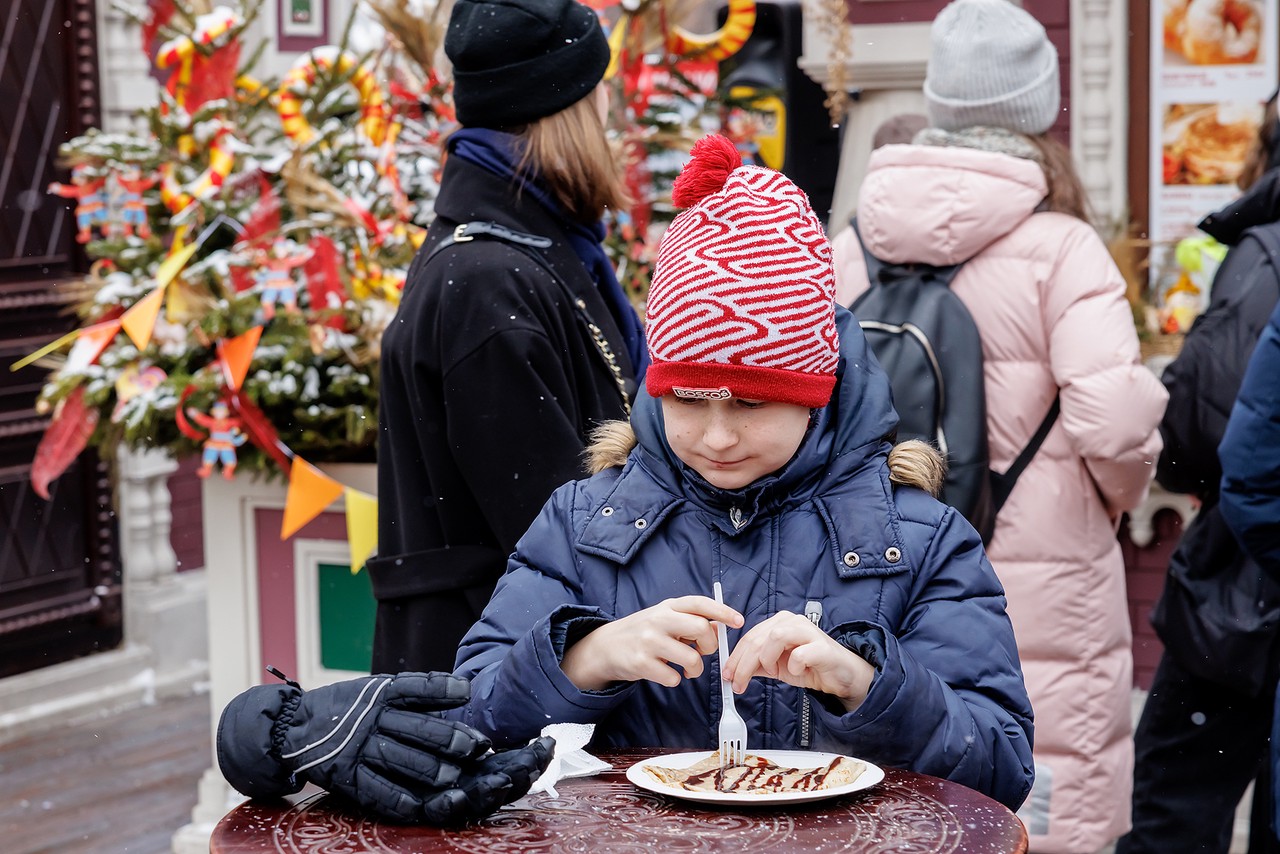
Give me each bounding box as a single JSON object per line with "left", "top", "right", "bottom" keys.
{"left": 850, "top": 218, "right": 965, "bottom": 290}
{"left": 990, "top": 395, "right": 1061, "bottom": 512}
{"left": 1246, "top": 223, "right": 1280, "bottom": 278}
{"left": 422, "top": 220, "right": 632, "bottom": 415}
{"left": 425, "top": 221, "right": 554, "bottom": 264}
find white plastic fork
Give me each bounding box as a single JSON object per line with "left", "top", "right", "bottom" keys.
{"left": 713, "top": 581, "right": 747, "bottom": 769}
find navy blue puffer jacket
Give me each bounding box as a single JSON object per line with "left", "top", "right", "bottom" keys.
{"left": 451, "top": 308, "right": 1035, "bottom": 810}
{"left": 1221, "top": 297, "right": 1280, "bottom": 569}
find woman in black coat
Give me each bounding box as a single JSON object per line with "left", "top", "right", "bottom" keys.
{"left": 1119, "top": 94, "right": 1280, "bottom": 854}
{"left": 368, "top": 0, "right": 646, "bottom": 673}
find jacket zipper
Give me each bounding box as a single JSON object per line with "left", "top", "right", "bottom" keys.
{"left": 798, "top": 600, "right": 823, "bottom": 747}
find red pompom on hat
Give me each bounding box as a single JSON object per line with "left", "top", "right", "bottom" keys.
{"left": 670, "top": 135, "right": 743, "bottom": 208}
{"left": 644, "top": 135, "right": 839, "bottom": 409}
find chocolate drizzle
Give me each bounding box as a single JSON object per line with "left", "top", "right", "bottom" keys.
{"left": 675, "top": 754, "right": 857, "bottom": 794}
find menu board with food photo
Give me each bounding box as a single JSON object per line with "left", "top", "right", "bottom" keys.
{"left": 1149, "top": 0, "right": 1277, "bottom": 338}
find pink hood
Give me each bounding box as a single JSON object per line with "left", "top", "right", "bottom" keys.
{"left": 854, "top": 144, "right": 1048, "bottom": 268}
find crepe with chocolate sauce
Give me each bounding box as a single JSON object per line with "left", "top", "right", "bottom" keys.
{"left": 644, "top": 752, "right": 866, "bottom": 794}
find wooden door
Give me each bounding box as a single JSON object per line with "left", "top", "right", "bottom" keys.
{"left": 0, "top": 0, "right": 123, "bottom": 678}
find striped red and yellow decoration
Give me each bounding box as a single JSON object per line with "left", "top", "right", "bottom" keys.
{"left": 665, "top": 0, "right": 756, "bottom": 62}
{"left": 277, "top": 49, "right": 388, "bottom": 149}
{"left": 160, "top": 124, "right": 235, "bottom": 214}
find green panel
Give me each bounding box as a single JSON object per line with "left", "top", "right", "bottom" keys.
{"left": 317, "top": 562, "right": 375, "bottom": 673}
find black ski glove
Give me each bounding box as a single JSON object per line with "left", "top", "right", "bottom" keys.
{"left": 217, "top": 671, "right": 554, "bottom": 825}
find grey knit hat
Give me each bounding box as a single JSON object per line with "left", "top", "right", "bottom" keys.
{"left": 923, "top": 0, "right": 1060, "bottom": 135}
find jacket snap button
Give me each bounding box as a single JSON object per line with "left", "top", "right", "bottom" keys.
{"left": 885, "top": 547, "right": 902, "bottom": 563}
{"left": 843, "top": 551, "right": 860, "bottom": 568}
{"left": 601, "top": 506, "right": 614, "bottom": 517}
{"left": 634, "top": 518, "right": 647, "bottom": 529}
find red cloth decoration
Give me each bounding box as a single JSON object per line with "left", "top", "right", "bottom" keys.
{"left": 240, "top": 173, "right": 281, "bottom": 249}
{"left": 31, "top": 387, "right": 100, "bottom": 500}
{"left": 175, "top": 385, "right": 207, "bottom": 441}
{"left": 230, "top": 391, "right": 292, "bottom": 473}
{"left": 184, "top": 41, "right": 242, "bottom": 113}
{"left": 304, "top": 236, "right": 346, "bottom": 327}
{"left": 671, "top": 134, "right": 742, "bottom": 208}
{"left": 142, "top": 0, "right": 177, "bottom": 58}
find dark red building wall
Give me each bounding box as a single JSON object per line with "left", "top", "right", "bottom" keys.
{"left": 1121, "top": 511, "right": 1184, "bottom": 690}
{"left": 169, "top": 458, "right": 205, "bottom": 573}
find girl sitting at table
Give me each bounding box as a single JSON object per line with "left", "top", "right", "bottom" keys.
{"left": 450, "top": 135, "right": 1035, "bottom": 811}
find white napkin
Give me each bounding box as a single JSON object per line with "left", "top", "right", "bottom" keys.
{"left": 527, "top": 722, "right": 612, "bottom": 798}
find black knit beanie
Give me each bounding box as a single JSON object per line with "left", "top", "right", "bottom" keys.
{"left": 445, "top": 0, "right": 610, "bottom": 129}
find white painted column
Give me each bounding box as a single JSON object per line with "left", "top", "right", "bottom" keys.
{"left": 96, "top": 1, "right": 157, "bottom": 135}
{"left": 798, "top": 16, "right": 931, "bottom": 237}
{"left": 1071, "top": 0, "right": 1129, "bottom": 227}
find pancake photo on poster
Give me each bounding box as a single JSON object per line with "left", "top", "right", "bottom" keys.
{"left": 1164, "top": 0, "right": 1263, "bottom": 66}
{"left": 1162, "top": 101, "right": 1263, "bottom": 185}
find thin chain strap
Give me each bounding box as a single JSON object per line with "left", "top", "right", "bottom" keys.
{"left": 575, "top": 298, "right": 631, "bottom": 416}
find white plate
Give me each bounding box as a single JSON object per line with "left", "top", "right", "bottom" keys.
{"left": 626, "top": 749, "right": 885, "bottom": 806}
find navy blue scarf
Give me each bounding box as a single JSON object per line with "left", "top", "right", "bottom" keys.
{"left": 448, "top": 127, "right": 649, "bottom": 379}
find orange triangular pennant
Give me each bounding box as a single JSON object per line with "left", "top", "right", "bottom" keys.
{"left": 63, "top": 319, "right": 123, "bottom": 373}
{"left": 218, "top": 326, "right": 263, "bottom": 391}
{"left": 281, "top": 456, "right": 346, "bottom": 540}
{"left": 121, "top": 286, "right": 166, "bottom": 350}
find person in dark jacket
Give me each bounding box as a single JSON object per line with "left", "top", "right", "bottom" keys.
{"left": 368, "top": 0, "right": 645, "bottom": 673}
{"left": 449, "top": 136, "right": 1035, "bottom": 810}
{"left": 1118, "top": 94, "right": 1280, "bottom": 854}
{"left": 212, "top": 0, "right": 644, "bottom": 824}
{"left": 1221, "top": 299, "right": 1280, "bottom": 569}
{"left": 1220, "top": 294, "right": 1280, "bottom": 837}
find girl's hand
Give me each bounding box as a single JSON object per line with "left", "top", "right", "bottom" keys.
{"left": 561, "top": 596, "right": 743, "bottom": 692}
{"left": 724, "top": 612, "right": 875, "bottom": 712}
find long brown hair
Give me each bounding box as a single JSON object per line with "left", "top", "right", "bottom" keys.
{"left": 1025, "top": 133, "right": 1092, "bottom": 222}
{"left": 1237, "top": 94, "right": 1280, "bottom": 191}
{"left": 516, "top": 87, "right": 629, "bottom": 224}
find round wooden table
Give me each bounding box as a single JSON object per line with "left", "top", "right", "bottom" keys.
{"left": 211, "top": 749, "right": 1028, "bottom": 853}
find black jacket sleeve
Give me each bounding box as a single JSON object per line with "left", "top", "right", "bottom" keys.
{"left": 1158, "top": 236, "right": 1280, "bottom": 496}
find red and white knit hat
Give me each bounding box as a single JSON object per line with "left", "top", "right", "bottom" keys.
{"left": 644, "top": 135, "right": 840, "bottom": 408}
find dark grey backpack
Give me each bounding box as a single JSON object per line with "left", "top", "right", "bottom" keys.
{"left": 850, "top": 221, "right": 1058, "bottom": 543}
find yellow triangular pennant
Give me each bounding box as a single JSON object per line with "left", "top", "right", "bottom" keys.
{"left": 281, "top": 457, "right": 346, "bottom": 540}
{"left": 156, "top": 240, "right": 199, "bottom": 288}
{"left": 120, "top": 285, "right": 167, "bottom": 350}
{"left": 10, "top": 328, "right": 86, "bottom": 373}
{"left": 344, "top": 488, "right": 378, "bottom": 574}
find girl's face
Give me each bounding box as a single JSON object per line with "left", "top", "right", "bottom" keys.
{"left": 661, "top": 396, "right": 811, "bottom": 491}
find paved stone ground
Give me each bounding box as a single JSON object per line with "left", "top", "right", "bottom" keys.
{"left": 0, "top": 691, "right": 211, "bottom": 854}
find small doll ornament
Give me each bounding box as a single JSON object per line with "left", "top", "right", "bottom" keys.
{"left": 48, "top": 165, "right": 109, "bottom": 243}
{"left": 187, "top": 399, "right": 248, "bottom": 479}
{"left": 254, "top": 239, "right": 312, "bottom": 320}
{"left": 115, "top": 169, "right": 158, "bottom": 239}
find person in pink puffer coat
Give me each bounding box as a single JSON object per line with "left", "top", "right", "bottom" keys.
{"left": 833, "top": 2, "right": 1167, "bottom": 851}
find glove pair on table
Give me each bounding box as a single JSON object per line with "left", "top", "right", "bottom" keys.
{"left": 217, "top": 671, "right": 553, "bottom": 826}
